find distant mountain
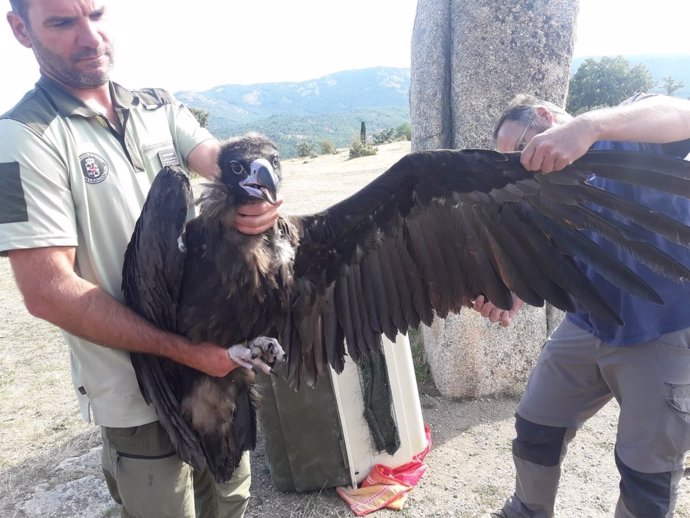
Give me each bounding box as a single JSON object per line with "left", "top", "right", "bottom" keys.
{"left": 571, "top": 54, "right": 690, "bottom": 99}
{"left": 176, "top": 56, "right": 689, "bottom": 158}
{"left": 175, "top": 67, "right": 411, "bottom": 157}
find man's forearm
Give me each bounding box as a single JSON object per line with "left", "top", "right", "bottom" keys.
{"left": 45, "top": 279, "right": 201, "bottom": 364}
{"left": 36, "top": 276, "right": 234, "bottom": 376}
{"left": 9, "top": 248, "right": 237, "bottom": 377}
{"left": 583, "top": 95, "right": 690, "bottom": 146}
{"left": 187, "top": 138, "right": 221, "bottom": 180}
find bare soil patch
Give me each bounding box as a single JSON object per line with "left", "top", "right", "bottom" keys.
{"left": 1, "top": 141, "right": 688, "bottom": 517}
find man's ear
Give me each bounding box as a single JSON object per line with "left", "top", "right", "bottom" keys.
{"left": 7, "top": 11, "right": 33, "bottom": 48}
{"left": 533, "top": 105, "right": 555, "bottom": 127}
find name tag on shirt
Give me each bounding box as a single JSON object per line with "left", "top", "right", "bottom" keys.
{"left": 158, "top": 148, "right": 180, "bottom": 167}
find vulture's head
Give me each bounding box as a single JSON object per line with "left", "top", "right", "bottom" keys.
{"left": 217, "top": 133, "right": 282, "bottom": 206}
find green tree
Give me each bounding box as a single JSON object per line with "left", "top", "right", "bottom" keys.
{"left": 567, "top": 56, "right": 655, "bottom": 114}
{"left": 661, "top": 75, "right": 685, "bottom": 96}
{"left": 189, "top": 107, "right": 209, "bottom": 128}
{"left": 360, "top": 121, "right": 367, "bottom": 144}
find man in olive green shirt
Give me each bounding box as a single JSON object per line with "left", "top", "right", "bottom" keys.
{"left": 1, "top": 1, "right": 280, "bottom": 516}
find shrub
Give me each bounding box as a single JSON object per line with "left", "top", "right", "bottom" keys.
{"left": 372, "top": 128, "right": 395, "bottom": 145}
{"left": 296, "top": 142, "right": 315, "bottom": 158}
{"left": 320, "top": 139, "right": 338, "bottom": 155}
{"left": 349, "top": 139, "right": 378, "bottom": 159}
{"left": 372, "top": 123, "right": 411, "bottom": 144}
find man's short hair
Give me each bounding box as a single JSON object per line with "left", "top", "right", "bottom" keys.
{"left": 493, "top": 94, "right": 567, "bottom": 141}
{"left": 9, "top": 0, "right": 28, "bottom": 22}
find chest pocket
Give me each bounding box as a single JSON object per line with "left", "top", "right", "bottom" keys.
{"left": 125, "top": 101, "right": 182, "bottom": 175}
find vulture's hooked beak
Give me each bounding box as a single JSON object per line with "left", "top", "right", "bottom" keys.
{"left": 240, "top": 158, "right": 280, "bottom": 205}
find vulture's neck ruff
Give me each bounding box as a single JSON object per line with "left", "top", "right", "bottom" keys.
{"left": 196, "top": 181, "right": 239, "bottom": 231}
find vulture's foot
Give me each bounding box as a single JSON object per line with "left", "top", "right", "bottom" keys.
{"left": 227, "top": 337, "right": 286, "bottom": 375}
{"left": 248, "top": 336, "right": 286, "bottom": 365}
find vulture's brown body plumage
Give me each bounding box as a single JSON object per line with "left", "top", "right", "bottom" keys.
{"left": 122, "top": 134, "right": 690, "bottom": 482}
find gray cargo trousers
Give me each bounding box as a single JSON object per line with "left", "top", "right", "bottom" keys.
{"left": 499, "top": 318, "right": 690, "bottom": 518}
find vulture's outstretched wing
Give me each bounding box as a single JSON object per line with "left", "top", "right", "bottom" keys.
{"left": 121, "top": 139, "right": 690, "bottom": 479}
{"left": 122, "top": 166, "right": 206, "bottom": 471}
{"left": 281, "top": 149, "right": 690, "bottom": 386}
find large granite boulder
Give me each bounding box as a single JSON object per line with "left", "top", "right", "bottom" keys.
{"left": 410, "top": 0, "right": 577, "bottom": 398}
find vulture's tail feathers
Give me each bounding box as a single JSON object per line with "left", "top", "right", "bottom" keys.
{"left": 232, "top": 383, "right": 258, "bottom": 455}
{"left": 193, "top": 376, "right": 257, "bottom": 484}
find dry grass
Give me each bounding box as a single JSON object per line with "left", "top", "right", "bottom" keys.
{"left": 0, "top": 259, "right": 104, "bottom": 516}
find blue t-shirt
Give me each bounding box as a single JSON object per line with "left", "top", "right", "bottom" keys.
{"left": 567, "top": 139, "right": 690, "bottom": 345}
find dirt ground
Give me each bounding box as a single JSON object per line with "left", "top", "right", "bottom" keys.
{"left": 1, "top": 141, "right": 689, "bottom": 517}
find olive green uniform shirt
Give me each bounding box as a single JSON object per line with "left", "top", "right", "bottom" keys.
{"left": 0, "top": 76, "right": 214, "bottom": 427}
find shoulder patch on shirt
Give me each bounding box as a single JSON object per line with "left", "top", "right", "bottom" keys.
{"left": 1, "top": 87, "right": 57, "bottom": 137}
{"left": 80, "top": 152, "right": 110, "bottom": 184}
{"left": 0, "top": 162, "right": 29, "bottom": 223}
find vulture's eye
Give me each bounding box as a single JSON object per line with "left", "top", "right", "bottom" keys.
{"left": 229, "top": 161, "right": 244, "bottom": 175}
{"left": 271, "top": 156, "right": 280, "bottom": 168}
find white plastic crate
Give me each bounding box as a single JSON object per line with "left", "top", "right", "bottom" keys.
{"left": 330, "top": 333, "right": 427, "bottom": 487}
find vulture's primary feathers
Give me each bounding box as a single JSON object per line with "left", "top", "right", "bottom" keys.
{"left": 122, "top": 134, "right": 690, "bottom": 482}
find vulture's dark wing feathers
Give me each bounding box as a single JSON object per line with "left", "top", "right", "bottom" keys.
{"left": 122, "top": 166, "right": 206, "bottom": 471}
{"left": 123, "top": 138, "right": 690, "bottom": 481}
{"left": 122, "top": 166, "right": 191, "bottom": 331}
{"left": 281, "top": 149, "right": 690, "bottom": 386}
{"left": 573, "top": 149, "right": 690, "bottom": 195}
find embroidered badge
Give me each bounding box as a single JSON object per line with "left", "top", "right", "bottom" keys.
{"left": 79, "top": 152, "right": 109, "bottom": 184}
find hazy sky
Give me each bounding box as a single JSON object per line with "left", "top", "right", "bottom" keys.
{"left": 0, "top": 0, "right": 688, "bottom": 112}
